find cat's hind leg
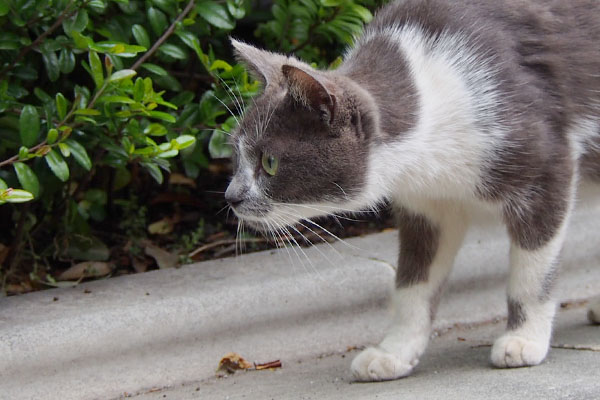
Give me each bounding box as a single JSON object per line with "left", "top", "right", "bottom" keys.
{"left": 351, "top": 202, "right": 467, "bottom": 381}
{"left": 491, "top": 179, "right": 575, "bottom": 368}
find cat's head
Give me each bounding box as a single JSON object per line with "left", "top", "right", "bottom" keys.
{"left": 225, "top": 40, "right": 379, "bottom": 230}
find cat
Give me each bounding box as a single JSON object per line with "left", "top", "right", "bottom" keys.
{"left": 224, "top": 0, "right": 600, "bottom": 381}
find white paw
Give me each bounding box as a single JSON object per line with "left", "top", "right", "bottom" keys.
{"left": 587, "top": 300, "right": 600, "bottom": 324}
{"left": 351, "top": 347, "right": 416, "bottom": 381}
{"left": 491, "top": 334, "right": 548, "bottom": 368}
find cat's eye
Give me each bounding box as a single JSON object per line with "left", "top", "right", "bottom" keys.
{"left": 261, "top": 153, "right": 279, "bottom": 176}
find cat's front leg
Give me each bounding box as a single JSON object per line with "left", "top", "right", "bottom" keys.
{"left": 352, "top": 204, "right": 467, "bottom": 381}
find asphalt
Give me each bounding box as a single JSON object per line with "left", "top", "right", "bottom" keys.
{"left": 1, "top": 194, "right": 599, "bottom": 400}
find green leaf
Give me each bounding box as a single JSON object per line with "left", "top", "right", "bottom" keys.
{"left": 210, "top": 59, "right": 233, "bottom": 71}
{"left": 148, "top": 111, "right": 176, "bottom": 123}
{"left": 0, "top": 0, "right": 9, "bottom": 16}
{"left": 89, "top": 51, "right": 104, "bottom": 88}
{"left": 56, "top": 93, "right": 68, "bottom": 120}
{"left": 65, "top": 139, "right": 92, "bottom": 171}
{"left": 98, "top": 95, "right": 135, "bottom": 104}
{"left": 0, "top": 178, "right": 7, "bottom": 190}
{"left": 18, "top": 147, "right": 29, "bottom": 160}
{"left": 172, "top": 134, "right": 195, "bottom": 150}
{"left": 144, "top": 123, "right": 168, "bottom": 136}
{"left": 133, "top": 78, "right": 144, "bottom": 102}
{"left": 19, "top": 105, "right": 40, "bottom": 146}
{"left": 74, "top": 108, "right": 101, "bottom": 116}
{"left": 42, "top": 50, "right": 60, "bottom": 81}
{"left": 132, "top": 24, "right": 150, "bottom": 48}
{"left": 58, "top": 142, "right": 71, "bottom": 157}
{"left": 141, "top": 162, "right": 163, "bottom": 184}
{"left": 158, "top": 149, "right": 178, "bottom": 158}
{"left": 47, "top": 128, "right": 59, "bottom": 144}
{"left": 208, "top": 130, "right": 232, "bottom": 158}
{"left": 175, "top": 30, "right": 204, "bottom": 59}
{"left": 14, "top": 162, "right": 40, "bottom": 198}
{"left": 170, "top": 91, "right": 195, "bottom": 107}
{"left": 63, "top": 9, "right": 89, "bottom": 35}
{"left": 88, "top": 0, "right": 106, "bottom": 12}
{"left": 45, "top": 149, "right": 70, "bottom": 181}
{"left": 196, "top": 1, "right": 235, "bottom": 30}
{"left": 226, "top": 0, "right": 245, "bottom": 19}
{"left": 71, "top": 31, "right": 93, "bottom": 49}
{"left": 109, "top": 69, "right": 136, "bottom": 82}
{"left": 147, "top": 7, "right": 168, "bottom": 36}
{"left": 158, "top": 43, "right": 187, "bottom": 60}
{"left": 140, "top": 63, "right": 168, "bottom": 76}
{"left": 2, "top": 189, "right": 34, "bottom": 203}
{"left": 348, "top": 4, "right": 373, "bottom": 22}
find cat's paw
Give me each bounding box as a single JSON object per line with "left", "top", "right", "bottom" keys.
{"left": 587, "top": 300, "right": 600, "bottom": 324}
{"left": 490, "top": 334, "right": 548, "bottom": 368}
{"left": 351, "top": 347, "right": 416, "bottom": 381}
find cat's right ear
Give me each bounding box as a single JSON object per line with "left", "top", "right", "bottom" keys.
{"left": 230, "top": 38, "right": 281, "bottom": 86}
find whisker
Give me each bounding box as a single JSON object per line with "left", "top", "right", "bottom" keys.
{"left": 277, "top": 207, "right": 360, "bottom": 251}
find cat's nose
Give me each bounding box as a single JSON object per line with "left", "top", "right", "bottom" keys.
{"left": 225, "top": 193, "right": 244, "bottom": 207}
{"left": 225, "top": 184, "right": 246, "bottom": 208}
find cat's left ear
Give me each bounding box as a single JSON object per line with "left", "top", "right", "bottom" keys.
{"left": 231, "top": 38, "right": 283, "bottom": 86}
{"left": 281, "top": 65, "right": 336, "bottom": 124}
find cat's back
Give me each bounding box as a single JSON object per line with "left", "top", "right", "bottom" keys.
{"left": 363, "top": 0, "right": 600, "bottom": 131}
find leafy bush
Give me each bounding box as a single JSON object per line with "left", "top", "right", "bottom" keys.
{"left": 0, "top": 0, "right": 379, "bottom": 291}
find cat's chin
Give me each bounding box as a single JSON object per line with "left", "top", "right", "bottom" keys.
{"left": 233, "top": 210, "right": 301, "bottom": 233}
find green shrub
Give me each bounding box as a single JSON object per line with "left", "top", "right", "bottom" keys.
{"left": 0, "top": 0, "right": 379, "bottom": 289}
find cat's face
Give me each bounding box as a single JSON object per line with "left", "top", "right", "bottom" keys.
{"left": 225, "top": 40, "right": 375, "bottom": 230}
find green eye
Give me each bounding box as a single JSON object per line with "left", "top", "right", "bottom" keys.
{"left": 261, "top": 153, "right": 279, "bottom": 176}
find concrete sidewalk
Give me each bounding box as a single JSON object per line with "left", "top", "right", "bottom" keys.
{"left": 133, "top": 305, "right": 600, "bottom": 400}
{"left": 1, "top": 199, "right": 599, "bottom": 400}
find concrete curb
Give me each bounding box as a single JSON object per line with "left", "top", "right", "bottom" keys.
{"left": 1, "top": 200, "right": 599, "bottom": 400}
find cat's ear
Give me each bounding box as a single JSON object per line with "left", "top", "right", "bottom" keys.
{"left": 230, "top": 38, "right": 282, "bottom": 86}
{"left": 281, "top": 65, "right": 336, "bottom": 124}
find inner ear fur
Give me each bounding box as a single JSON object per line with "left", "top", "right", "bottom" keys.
{"left": 281, "top": 65, "right": 336, "bottom": 124}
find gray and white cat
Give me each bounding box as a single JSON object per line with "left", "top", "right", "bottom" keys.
{"left": 225, "top": 0, "right": 600, "bottom": 381}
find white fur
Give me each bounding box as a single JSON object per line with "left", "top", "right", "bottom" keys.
{"left": 234, "top": 23, "right": 600, "bottom": 379}
{"left": 352, "top": 202, "right": 468, "bottom": 381}
{"left": 270, "top": 25, "right": 510, "bottom": 225}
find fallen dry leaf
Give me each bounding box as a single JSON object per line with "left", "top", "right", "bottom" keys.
{"left": 132, "top": 257, "right": 150, "bottom": 273}
{"left": 148, "top": 217, "right": 175, "bottom": 235}
{"left": 144, "top": 243, "right": 178, "bottom": 269}
{"left": 217, "top": 352, "right": 253, "bottom": 373}
{"left": 58, "top": 261, "right": 113, "bottom": 281}
{"left": 254, "top": 360, "right": 282, "bottom": 370}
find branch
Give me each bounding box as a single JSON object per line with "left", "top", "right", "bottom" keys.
{"left": 131, "top": 0, "right": 196, "bottom": 71}
{"left": 0, "top": 95, "right": 81, "bottom": 168}
{"left": 0, "top": 0, "right": 79, "bottom": 79}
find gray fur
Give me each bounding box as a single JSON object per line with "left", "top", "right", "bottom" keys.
{"left": 507, "top": 298, "right": 527, "bottom": 330}
{"left": 227, "top": 0, "right": 599, "bottom": 312}
{"left": 395, "top": 208, "right": 440, "bottom": 288}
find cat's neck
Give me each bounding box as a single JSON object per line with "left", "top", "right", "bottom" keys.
{"left": 337, "top": 25, "right": 507, "bottom": 204}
